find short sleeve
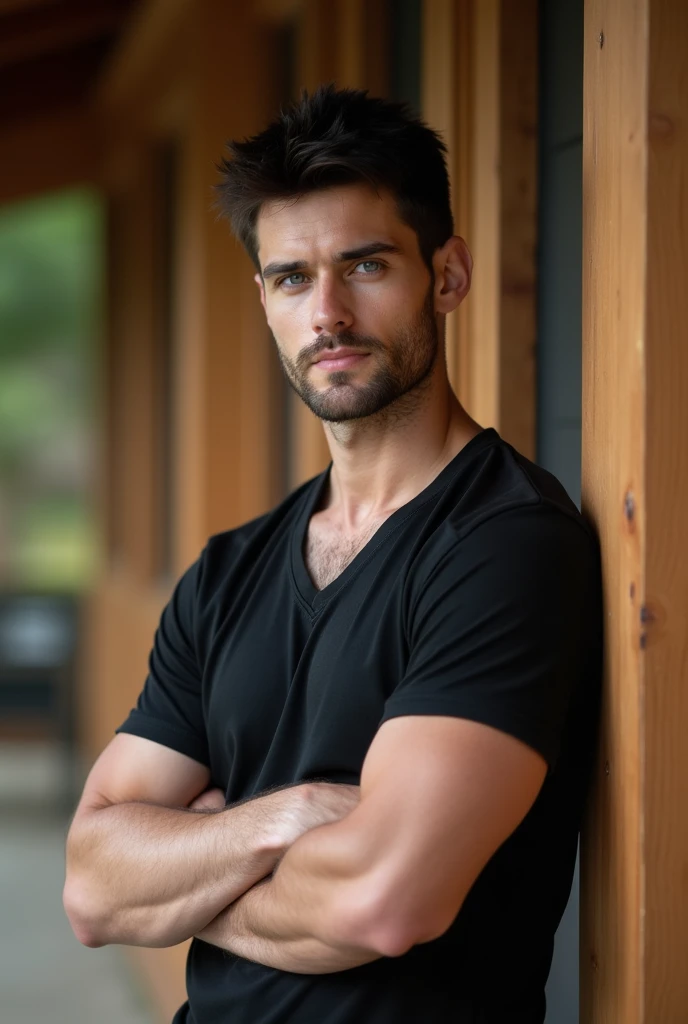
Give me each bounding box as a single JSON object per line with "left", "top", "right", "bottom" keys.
{"left": 116, "top": 552, "right": 210, "bottom": 766}
{"left": 381, "top": 506, "right": 601, "bottom": 771}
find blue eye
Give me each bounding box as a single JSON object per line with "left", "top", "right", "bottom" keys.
{"left": 282, "top": 273, "right": 306, "bottom": 287}
{"left": 357, "top": 260, "right": 382, "bottom": 273}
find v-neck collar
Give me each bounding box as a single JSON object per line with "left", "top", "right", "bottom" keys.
{"left": 290, "top": 427, "right": 500, "bottom": 614}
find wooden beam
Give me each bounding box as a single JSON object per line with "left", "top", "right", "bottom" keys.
{"left": 361, "top": 0, "right": 389, "bottom": 99}
{"left": 295, "top": 0, "right": 336, "bottom": 93}
{"left": 0, "top": 0, "right": 128, "bottom": 68}
{"left": 254, "top": 0, "right": 302, "bottom": 23}
{"left": 467, "top": 0, "right": 500, "bottom": 430}
{"left": 497, "top": 0, "right": 538, "bottom": 457}
{"left": 421, "top": 0, "right": 538, "bottom": 459}
{"left": 174, "top": 0, "right": 283, "bottom": 558}
{"left": 580, "top": 1, "right": 688, "bottom": 1021}
{"left": 0, "top": 107, "right": 97, "bottom": 204}
{"left": 95, "top": 0, "right": 191, "bottom": 114}
{"left": 454, "top": 0, "right": 473, "bottom": 411}
{"left": 644, "top": 4, "right": 688, "bottom": 1016}
{"left": 0, "top": 39, "right": 108, "bottom": 126}
{"left": 422, "top": 0, "right": 461, "bottom": 398}
{"left": 107, "top": 155, "right": 160, "bottom": 584}
{"left": 0, "top": 0, "right": 57, "bottom": 14}
{"left": 336, "top": 0, "right": 365, "bottom": 88}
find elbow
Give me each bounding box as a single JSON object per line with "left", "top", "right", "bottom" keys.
{"left": 361, "top": 915, "right": 450, "bottom": 960}
{"left": 331, "top": 883, "right": 457, "bottom": 960}
{"left": 63, "top": 815, "right": 113, "bottom": 947}
{"left": 63, "top": 878, "right": 107, "bottom": 948}
{"left": 63, "top": 872, "right": 190, "bottom": 950}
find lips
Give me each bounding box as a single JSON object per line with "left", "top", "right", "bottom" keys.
{"left": 313, "top": 349, "right": 369, "bottom": 371}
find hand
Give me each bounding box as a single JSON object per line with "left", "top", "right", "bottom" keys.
{"left": 188, "top": 787, "right": 226, "bottom": 812}
{"left": 269, "top": 782, "right": 360, "bottom": 849}
{"left": 187, "top": 781, "right": 359, "bottom": 857}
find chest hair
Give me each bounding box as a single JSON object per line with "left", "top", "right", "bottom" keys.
{"left": 304, "top": 515, "right": 388, "bottom": 591}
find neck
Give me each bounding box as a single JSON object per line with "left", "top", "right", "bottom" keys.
{"left": 319, "top": 364, "right": 483, "bottom": 530}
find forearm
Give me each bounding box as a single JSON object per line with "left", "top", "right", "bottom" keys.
{"left": 197, "top": 878, "right": 381, "bottom": 974}
{"left": 64, "top": 796, "right": 285, "bottom": 948}
{"left": 196, "top": 814, "right": 390, "bottom": 972}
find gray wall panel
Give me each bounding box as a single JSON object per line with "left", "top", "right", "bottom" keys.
{"left": 538, "top": 143, "right": 583, "bottom": 430}
{"left": 538, "top": 1, "right": 584, "bottom": 1022}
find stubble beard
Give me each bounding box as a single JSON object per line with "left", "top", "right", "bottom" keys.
{"left": 275, "top": 285, "right": 439, "bottom": 424}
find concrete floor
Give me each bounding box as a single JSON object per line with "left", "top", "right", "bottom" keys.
{"left": 0, "top": 742, "right": 155, "bottom": 1024}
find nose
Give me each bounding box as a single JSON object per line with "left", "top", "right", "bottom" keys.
{"left": 310, "top": 275, "right": 354, "bottom": 336}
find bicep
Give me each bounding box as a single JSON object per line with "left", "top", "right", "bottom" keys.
{"left": 75, "top": 733, "right": 211, "bottom": 817}
{"left": 354, "top": 715, "right": 547, "bottom": 934}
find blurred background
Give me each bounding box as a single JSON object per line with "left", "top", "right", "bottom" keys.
{"left": 0, "top": 1, "right": 583, "bottom": 1021}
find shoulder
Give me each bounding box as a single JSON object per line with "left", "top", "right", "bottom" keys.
{"left": 430, "top": 430, "right": 595, "bottom": 553}
{"left": 408, "top": 435, "right": 601, "bottom": 613}
{"left": 446, "top": 431, "right": 591, "bottom": 540}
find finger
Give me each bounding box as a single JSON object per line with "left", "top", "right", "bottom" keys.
{"left": 189, "top": 787, "right": 226, "bottom": 811}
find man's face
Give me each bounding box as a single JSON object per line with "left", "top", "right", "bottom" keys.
{"left": 255, "top": 184, "right": 439, "bottom": 422}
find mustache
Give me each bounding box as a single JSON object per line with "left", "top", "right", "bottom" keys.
{"left": 296, "top": 332, "right": 384, "bottom": 373}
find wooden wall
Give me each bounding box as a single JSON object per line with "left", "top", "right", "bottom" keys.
{"left": 421, "top": 0, "right": 538, "bottom": 460}
{"left": 580, "top": 1, "right": 688, "bottom": 1021}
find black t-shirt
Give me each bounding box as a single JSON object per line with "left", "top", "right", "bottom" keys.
{"left": 117, "top": 427, "right": 602, "bottom": 1024}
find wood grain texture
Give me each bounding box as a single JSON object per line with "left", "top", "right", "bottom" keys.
{"left": 581, "top": 0, "right": 688, "bottom": 1020}
{"left": 581, "top": 3, "right": 646, "bottom": 1021}
{"left": 497, "top": 0, "right": 537, "bottom": 460}
{"left": 174, "top": 0, "right": 282, "bottom": 560}
{"left": 468, "top": 0, "right": 500, "bottom": 432}
{"left": 454, "top": 0, "right": 474, "bottom": 409}
{"left": 422, "top": 0, "right": 461, "bottom": 396}
{"left": 643, "top": 0, "right": 688, "bottom": 1017}
{"left": 421, "top": 0, "right": 537, "bottom": 458}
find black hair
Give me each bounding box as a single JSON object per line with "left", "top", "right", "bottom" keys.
{"left": 215, "top": 84, "right": 453, "bottom": 271}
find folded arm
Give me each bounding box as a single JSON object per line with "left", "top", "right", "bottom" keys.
{"left": 198, "top": 715, "right": 547, "bottom": 973}
{"left": 64, "top": 733, "right": 358, "bottom": 949}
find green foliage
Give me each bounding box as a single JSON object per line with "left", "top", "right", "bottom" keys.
{"left": 0, "top": 188, "right": 102, "bottom": 590}
{"left": 0, "top": 189, "right": 101, "bottom": 360}
{"left": 14, "top": 496, "right": 98, "bottom": 590}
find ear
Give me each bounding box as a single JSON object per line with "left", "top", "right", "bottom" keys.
{"left": 432, "top": 236, "right": 473, "bottom": 315}
{"left": 254, "top": 272, "right": 267, "bottom": 313}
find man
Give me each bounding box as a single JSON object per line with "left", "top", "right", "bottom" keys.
{"left": 64, "top": 86, "right": 602, "bottom": 1023}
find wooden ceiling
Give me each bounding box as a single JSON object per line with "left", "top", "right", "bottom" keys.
{"left": 0, "top": 0, "right": 140, "bottom": 126}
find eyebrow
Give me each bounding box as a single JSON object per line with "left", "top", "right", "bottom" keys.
{"left": 261, "top": 241, "right": 403, "bottom": 280}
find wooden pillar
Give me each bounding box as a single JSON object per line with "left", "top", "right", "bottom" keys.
{"left": 114, "top": 154, "right": 159, "bottom": 583}
{"left": 175, "top": 0, "right": 281, "bottom": 564}
{"left": 421, "top": 0, "right": 538, "bottom": 459}
{"left": 580, "top": 1, "right": 688, "bottom": 1021}
{"left": 422, "top": 0, "right": 463, "bottom": 400}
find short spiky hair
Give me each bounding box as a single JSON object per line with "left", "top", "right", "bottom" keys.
{"left": 215, "top": 84, "right": 454, "bottom": 271}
